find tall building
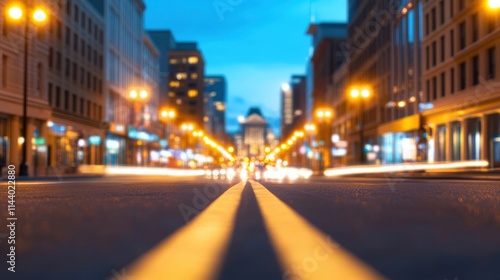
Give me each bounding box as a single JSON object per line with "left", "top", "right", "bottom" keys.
{"left": 167, "top": 43, "right": 205, "bottom": 128}
{"left": 204, "top": 75, "right": 227, "bottom": 142}
{"left": 236, "top": 108, "right": 276, "bottom": 159}
{"left": 45, "top": 0, "right": 106, "bottom": 171}
{"left": 307, "top": 23, "right": 347, "bottom": 111}
{"left": 346, "top": 0, "right": 392, "bottom": 164}
{"left": 99, "top": 0, "right": 161, "bottom": 166}
{"left": 147, "top": 30, "right": 177, "bottom": 107}
{"left": 378, "top": 0, "right": 425, "bottom": 164}
{"left": 422, "top": 0, "right": 500, "bottom": 167}
{"left": 307, "top": 22, "right": 347, "bottom": 168}
{"left": 280, "top": 75, "right": 306, "bottom": 141}
{"left": 0, "top": 0, "right": 52, "bottom": 176}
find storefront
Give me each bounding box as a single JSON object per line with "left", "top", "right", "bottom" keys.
{"left": 127, "top": 126, "right": 159, "bottom": 166}
{"left": 378, "top": 114, "right": 422, "bottom": 164}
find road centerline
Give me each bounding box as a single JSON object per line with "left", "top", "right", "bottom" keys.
{"left": 126, "top": 180, "right": 246, "bottom": 280}
{"left": 250, "top": 180, "right": 385, "bottom": 280}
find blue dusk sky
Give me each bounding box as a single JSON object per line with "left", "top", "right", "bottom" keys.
{"left": 144, "top": 0, "right": 347, "bottom": 135}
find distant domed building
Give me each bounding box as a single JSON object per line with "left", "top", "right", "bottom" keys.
{"left": 235, "top": 108, "right": 277, "bottom": 158}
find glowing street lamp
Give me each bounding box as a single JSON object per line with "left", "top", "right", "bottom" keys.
{"left": 7, "top": 4, "right": 49, "bottom": 176}
{"left": 488, "top": 0, "right": 500, "bottom": 9}
{"left": 349, "top": 86, "right": 372, "bottom": 163}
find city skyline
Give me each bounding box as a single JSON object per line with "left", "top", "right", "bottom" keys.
{"left": 144, "top": 0, "right": 347, "bottom": 134}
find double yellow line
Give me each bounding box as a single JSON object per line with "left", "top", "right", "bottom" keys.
{"left": 127, "top": 180, "right": 384, "bottom": 280}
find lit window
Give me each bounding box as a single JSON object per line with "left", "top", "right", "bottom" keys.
{"left": 176, "top": 73, "right": 187, "bottom": 80}
{"left": 169, "top": 58, "right": 178, "bottom": 64}
{"left": 169, "top": 81, "right": 180, "bottom": 88}
{"left": 176, "top": 99, "right": 182, "bottom": 105}
{"left": 188, "top": 56, "right": 198, "bottom": 64}
{"left": 190, "top": 73, "right": 198, "bottom": 79}
{"left": 168, "top": 91, "right": 175, "bottom": 97}
{"left": 188, "top": 90, "right": 198, "bottom": 98}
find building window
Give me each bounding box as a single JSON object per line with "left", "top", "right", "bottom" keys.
{"left": 72, "top": 62, "right": 77, "bottom": 81}
{"left": 87, "top": 72, "right": 91, "bottom": 89}
{"left": 432, "top": 76, "right": 437, "bottom": 100}
{"left": 440, "top": 36, "right": 445, "bottom": 62}
{"left": 65, "top": 58, "right": 70, "bottom": 77}
{"left": 56, "top": 20, "right": 62, "bottom": 39}
{"left": 56, "top": 87, "right": 61, "bottom": 108}
{"left": 80, "top": 97, "right": 84, "bottom": 115}
{"left": 450, "top": 29, "right": 454, "bottom": 56}
{"left": 81, "top": 40, "right": 85, "bottom": 57}
{"left": 36, "top": 63, "right": 43, "bottom": 93}
{"left": 440, "top": 72, "right": 445, "bottom": 97}
{"left": 451, "top": 68, "right": 455, "bottom": 94}
{"left": 188, "top": 90, "right": 198, "bottom": 98}
{"left": 472, "top": 14, "right": 478, "bottom": 42}
{"left": 459, "top": 21, "right": 466, "bottom": 50}
{"left": 188, "top": 56, "right": 198, "bottom": 64}
{"left": 56, "top": 52, "right": 61, "bottom": 71}
{"left": 65, "top": 27, "right": 71, "bottom": 45}
{"left": 450, "top": 0, "right": 454, "bottom": 17}
{"left": 487, "top": 15, "right": 495, "bottom": 33}
{"left": 432, "top": 41, "right": 437, "bottom": 66}
{"left": 459, "top": 62, "right": 466, "bottom": 90}
{"left": 72, "top": 94, "right": 77, "bottom": 112}
{"left": 440, "top": 1, "right": 445, "bottom": 25}
{"left": 176, "top": 73, "right": 187, "bottom": 80}
{"left": 431, "top": 8, "right": 436, "bottom": 31}
{"left": 472, "top": 55, "right": 479, "bottom": 85}
{"left": 88, "top": 18, "right": 92, "bottom": 34}
{"left": 81, "top": 12, "right": 86, "bottom": 29}
{"left": 74, "top": 5, "right": 79, "bottom": 22}
{"left": 1, "top": 55, "right": 7, "bottom": 88}
{"left": 488, "top": 47, "right": 496, "bottom": 80}
{"left": 87, "top": 100, "right": 91, "bottom": 117}
{"left": 425, "top": 14, "right": 429, "bottom": 35}
{"left": 64, "top": 90, "right": 69, "bottom": 110}
{"left": 48, "top": 83, "right": 53, "bottom": 105}
{"left": 80, "top": 67, "right": 85, "bottom": 85}
{"left": 426, "top": 80, "right": 430, "bottom": 102}
{"left": 426, "top": 46, "right": 430, "bottom": 69}
{"left": 74, "top": 33, "right": 79, "bottom": 52}
{"left": 458, "top": 0, "right": 464, "bottom": 11}
{"left": 66, "top": 0, "right": 71, "bottom": 15}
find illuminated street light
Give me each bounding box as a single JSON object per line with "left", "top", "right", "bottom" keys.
{"left": 129, "top": 90, "right": 138, "bottom": 99}
{"left": 398, "top": 101, "right": 406, "bottom": 108}
{"left": 361, "top": 89, "right": 370, "bottom": 98}
{"left": 7, "top": 4, "right": 50, "bottom": 176}
{"left": 488, "top": 0, "right": 500, "bottom": 9}
{"left": 139, "top": 89, "right": 148, "bottom": 99}
{"left": 7, "top": 6, "right": 23, "bottom": 19}
{"left": 350, "top": 89, "right": 360, "bottom": 98}
{"left": 33, "top": 9, "right": 47, "bottom": 22}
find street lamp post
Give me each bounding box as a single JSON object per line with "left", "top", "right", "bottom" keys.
{"left": 315, "top": 108, "right": 332, "bottom": 172}
{"left": 159, "top": 108, "right": 176, "bottom": 146}
{"left": 350, "top": 88, "right": 371, "bottom": 164}
{"left": 7, "top": 5, "right": 48, "bottom": 176}
{"left": 304, "top": 123, "right": 316, "bottom": 169}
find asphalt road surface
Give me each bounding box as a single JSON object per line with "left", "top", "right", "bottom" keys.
{"left": 1, "top": 176, "right": 499, "bottom": 280}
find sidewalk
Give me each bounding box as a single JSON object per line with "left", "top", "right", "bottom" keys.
{"left": 338, "top": 169, "right": 500, "bottom": 181}
{"left": 1, "top": 174, "right": 105, "bottom": 182}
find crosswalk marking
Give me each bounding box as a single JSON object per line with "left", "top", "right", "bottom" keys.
{"left": 250, "top": 180, "right": 385, "bottom": 280}
{"left": 127, "top": 181, "right": 246, "bottom": 280}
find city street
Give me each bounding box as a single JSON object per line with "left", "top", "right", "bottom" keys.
{"left": 1, "top": 176, "right": 500, "bottom": 280}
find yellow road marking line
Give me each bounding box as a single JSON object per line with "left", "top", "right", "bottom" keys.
{"left": 128, "top": 181, "right": 246, "bottom": 280}
{"left": 250, "top": 180, "right": 385, "bottom": 280}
